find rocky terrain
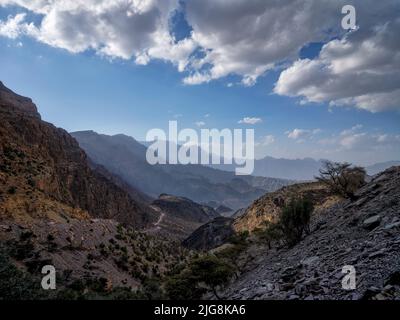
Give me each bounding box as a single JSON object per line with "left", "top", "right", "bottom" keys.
{"left": 233, "top": 181, "right": 337, "bottom": 233}
{"left": 149, "top": 194, "right": 220, "bottom": 239}
{"left": 0, "top": 82, "right": 157, "bottom": 228}
{"left": 0, "top": 82, "right": 186, "bottom": 298}
{"left": 182, "top": 216, "right": 234, "bottom": 251}
{"left": 220, "top": 166, "right": 400, "bottom": 300}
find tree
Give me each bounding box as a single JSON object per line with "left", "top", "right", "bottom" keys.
{"left": 189, "top": 255, "right": 235, "bottom": 300}
{"left": 165, "top": 255, "right": 235, "bottom": 300}
{"left": 259, "top": 221, "right": 283, "bottom": 249}
{"left": 279, "top": 197, "right": 313, "bottom": 247}
{"left": 316, "top": 161, "right": 366, "bottom": 199}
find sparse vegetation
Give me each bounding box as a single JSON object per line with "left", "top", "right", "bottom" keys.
{"left": 316, "top": 160, "right": 366, "bottom": 199}
{"left": 279, "top": 196, "right": 313, "bottom": 247}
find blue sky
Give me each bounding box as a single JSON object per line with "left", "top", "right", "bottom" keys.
{"left": 0, "top": 1, "right": 399, "bottom": 165}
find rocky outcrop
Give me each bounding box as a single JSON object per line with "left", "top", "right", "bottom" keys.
{"left": 222, "top": 166, "right": 400, "bottom": 300}
{"left": 0, "top": 82, "right": 156, "bottom": 228}
{"left": 0, "top": 81, "right": 40, "bottom": 119}
{"left": 233, "top": 181, "right": 336, "bottom": 233}
{"left": 149, "top": 194, "right": 220, "bottom": 239}
{"left": 182, "top": 217, "right": 234, "bottom": 251}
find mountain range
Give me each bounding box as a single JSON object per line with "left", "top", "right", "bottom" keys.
{"left": 216, "top": 156, "right": 400, "bottom": 181}
{"left": 71, "top": 130, "right": 293, "bottom": 211}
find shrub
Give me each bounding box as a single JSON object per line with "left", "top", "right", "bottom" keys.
{"left": 279, "top": 197, "right": 313, "bottom": 247}
{"left": 258, "top": 221, "right": 282, "bottom": 249}
{"left": 316, "top": 161, "right": 366, "bottom": 199}
{"left": 165, "top": 255, "right": 235, "bottom": 300}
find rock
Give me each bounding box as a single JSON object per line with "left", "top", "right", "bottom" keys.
{"left": 301, "top": 256, "right": 320, "bottom": 267}
{"left": 362, "top": 215, "right": 382, "bottom": 230}
{"left": 374, "top": 293, "right": 386, "bottom": 300}
{"left": 368, "top": 248, "right": 386, "bottom": 259}
{"left": 384, "top": 222, "right": 400, "bottom": 230}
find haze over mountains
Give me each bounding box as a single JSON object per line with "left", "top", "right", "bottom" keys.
{"left": 217, "top": 157, "right": 400, "bottom": 181}
{"left": 71, "top": 130, "right": 293, "bottom": 211}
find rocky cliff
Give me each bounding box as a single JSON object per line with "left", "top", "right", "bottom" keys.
{"left": 0, "top": 82, "right": 185, "bottom": 297}
{"left": 0, "top": 82, "right": 156, "bottom": 228}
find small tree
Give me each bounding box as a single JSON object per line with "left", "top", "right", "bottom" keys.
{"left": 279, "top": 197, "right": 313, "bottom": 247}
{"left": 257, "top": 221, "right": 282, "bottom": 249}
{"left": 165, "top": 255, "right": 235, "bottom": 300}
{"left": 316, "top": 161, "right": 366, "bottom": 199}
{"left": 189, "top": 255, "right": 235, "bottom": 300}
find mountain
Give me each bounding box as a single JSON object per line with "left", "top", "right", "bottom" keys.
{"left": 148, "top": 194, "right": 220, "bottom": 239}
{"left": 182, "top": 217, "right": 234, "bottom": 251}
{"left": 0, "top": 82, "right": 186, "bottom": 297}
{"left": 251, "top": 156, "right": 324, "bottom": 180}
{"left": 71, "top": 130, "right": 293, "bottom": 211}
{"left": 252, "top": 156, "right": 400, "bottom": 181}
{"left": 366, "top": 161, "right": 400, "bottom": 175}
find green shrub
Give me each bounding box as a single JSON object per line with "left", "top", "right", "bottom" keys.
{"left": 279, "top": 197, "right": 313, "bottom": 247}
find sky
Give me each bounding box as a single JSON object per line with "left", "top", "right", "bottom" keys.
{"left": 0, "top": 0, "right": 399, "bottom": 166}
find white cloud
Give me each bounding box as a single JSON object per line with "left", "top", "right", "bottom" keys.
{"left": 0, "top": 0, "right": 195, "bottom": 69}
{"left": 0, "top": 13, "right": 37, "bottom": 39}
{"left": 238, "top": 117, "right": 262, "bottom": 125}
{"left": 256, "top": 135, "right": 275, "bottom": 146}
{"left": 275, "top": 7, "right": 400, "bottom": 112}
{"left": 317, "top": 125, "right": 400, "bottom": 152}
{"left": 195, "top": 121, "right": 205, "bottom": 127}
{"left": 1, "top": 0, "right": 400, "bottom": 113}
{"left": 183, "top": 0, "right": 346, "bottom": 86}
{"left": 286, "top": 128, "right": 320, "bottom": 140}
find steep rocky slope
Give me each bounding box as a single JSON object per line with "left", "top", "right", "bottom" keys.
{"left": 222, "top": 166, "right": 400, "bottom": 300}
{"left": 233, "top": 181, "right": 336, "bottom": 233}
{"left": 182, "top": 217, "right": 234, "bottom": 251}
{"left": 0, "top": 81, "right": 156, "bottom": 228}
{"left": 0, "top": 82, "right": 187, "bottom": 297}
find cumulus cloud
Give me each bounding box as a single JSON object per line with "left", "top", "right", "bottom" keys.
{"left": 0, "top": 0, "right": 195, "bottom": 69}
{"left": 1, "top": 0, "right": 399, "bottom": 113}
{"left": 238, "top": 117, "right": 262, "bottom": 125}
{"left": 275, "top": 2, "right": 400, "bottom": 112}
{"left": 0, "top": 13, "right": 37, "bottom": 38}
{"left": 183, "top": 0, "right": 347, "bottom": 86}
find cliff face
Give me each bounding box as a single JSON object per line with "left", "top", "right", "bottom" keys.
{"left": 0, "top": 82, "right": 156, "bottom": 228}
{"left": 233, "top": 181, "right": 337, "bottom": 233}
